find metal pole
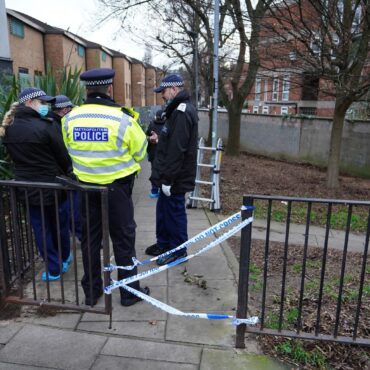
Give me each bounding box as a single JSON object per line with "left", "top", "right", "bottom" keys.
{"left": 211, "top": 0, "right": 220, "bottom": 149}
{"left": 194, "top": 34, "right": 199, "bottom": 109}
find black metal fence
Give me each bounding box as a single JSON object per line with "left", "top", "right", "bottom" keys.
{"left": 0, "top": 179, "right": 112, "bottom": 316}
{"left": 236, "top": 195, "right": 370, "bottom": 348}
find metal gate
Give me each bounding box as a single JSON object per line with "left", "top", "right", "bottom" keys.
{"left": 236, "top": 195, "right": 370, "bottom": 348}
{"left": 0, "top": 179, "right": 112, "bottom": 316}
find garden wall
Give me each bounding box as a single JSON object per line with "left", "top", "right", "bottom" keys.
{"left": 198, "top": 110, "right": 370, "bottom": 177}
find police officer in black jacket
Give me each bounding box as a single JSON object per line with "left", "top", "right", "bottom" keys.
{"left": 146, "top": 74, "right": 198, "bottom": 266}
{"left": 145, "top": 109, "right": 165, "bottom": 198}
{"left": 0, "top": 88, "right": 72, "bottom": 281}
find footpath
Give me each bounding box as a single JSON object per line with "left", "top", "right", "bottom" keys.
{"left": 0, "top": 161, "right": 287, "bottom": 370}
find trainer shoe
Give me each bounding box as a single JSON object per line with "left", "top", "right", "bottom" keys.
{"left": 41, "top": 271, "right": 61, "bottom": 282}
{"left": 156, "top": 250, "right": 188, "bottom": 266}
{"left": 121, "top": 286, "right": 150, "bottom": 307}
{"left": 149, "top": 191, "right": 160, "bottom": 198}
{"left": 62, "top": 252, "right": 73, "bottom": 273}
{"left": 145, "top": 243, "right": 166, "bottom": 256}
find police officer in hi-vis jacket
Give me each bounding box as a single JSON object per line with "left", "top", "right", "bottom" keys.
{"left": 62, "top": 68, "right": 150, "bottom": 307}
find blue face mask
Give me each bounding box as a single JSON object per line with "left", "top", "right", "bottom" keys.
{"left": 38, "top": 105, "right": 49, "bottom": 117}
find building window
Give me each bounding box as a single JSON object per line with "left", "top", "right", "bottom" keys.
{"left": 272, "top": 78, "right": 279, "bottom": 101}
{"left": 18, "top": 68, "right": 30, "bottom": 89}
{"left": 262, "top": 105, "right": 269, "bottom": 114}
{"left": 281, "top": 106, "right": 289, "bottom": 115}
{"left": 311, "top": 32, "right": 321, "bottom": 55}
{"left": 300, "top": 107, "right": 317, "bottom": 116}
{"left": 253, "top": 105, "right": 259, "bottom": 114}
{"left": 282, "top": 76, "right": 290, "bottom": 101}
{"left": 77, "top": 45, "right": 85, "bottom": 57}
{"left": 336, "top": 1, "right": 362, "bottom": 34}
{"left": 34, "top": 71, "right": 42, "bottom": 87}
{"left": 102, "top": 51, "right": 107, "bottom": 62}
{"left": 255, "top": 78, "right": 261, "bottom": 101}
{"left": 10, "top": 18, "right": 24, "bottom": 38}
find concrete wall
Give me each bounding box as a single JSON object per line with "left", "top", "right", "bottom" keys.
{"left": 198, "top": 110, "right": 370, "bottom": 177}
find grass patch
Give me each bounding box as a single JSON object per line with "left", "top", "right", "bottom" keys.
{"left": 275, "top": 340, "right": 327, "bottom": 369}
{"left": 253, "top": 200, "right": 369, "bottom": 232}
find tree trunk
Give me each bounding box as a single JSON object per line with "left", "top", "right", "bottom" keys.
{"left": 226, "top": 103, "right": 242, "bottom": 155}
{"left": 326, "top": 104, "right": 347, "bottom": 188}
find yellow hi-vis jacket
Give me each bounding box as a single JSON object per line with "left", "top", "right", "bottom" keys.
{"left": 61, "top": 104, "right": 147, "bottom": 185}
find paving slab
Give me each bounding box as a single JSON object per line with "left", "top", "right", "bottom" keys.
{"left": 0, "top": 325, "right": 106, "bottom": 369}
{"left": 77, "top": 319, "right": 166, "bottom": 340}
{"left": 169, "top": 256, "right": 235, "bottom": 282}
{"left": 101, "top": 336, "right": 201, "bottom": 364}
{"left": 21, "top": 312, "right": 81, "bottom": 329}
{"left": 0, "top": 322, "right": 23, "bottom": 344}
{"left": 168, "top": 280, "right": 237, "bottom": 311}
{"left": 81, "top": 286, "right": 167, "bottom": 322}
{"left": 91, "top": 355, "right": 198, "bottom": 370}
{"left": 166, "top": 316, "right": 235, "bottom": 347}
{"left": 0, "top": 363, "right": 55, "bottom": 370}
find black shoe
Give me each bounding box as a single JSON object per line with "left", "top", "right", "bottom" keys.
{"left": 121, "top": 286, "right": 150, "bottom": 307}
{"left": 156, "top": 250, "right": 187, "bottom": 266}
{"left": 145, "top": 243, "right": 166, "bottom": 256}
{"left": 85, "top": 291, "right": 103, "bottom": 307}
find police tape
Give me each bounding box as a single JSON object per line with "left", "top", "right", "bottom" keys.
{"left": 104, "top": 208, "right": 252, "bottom": 272}
{"left": 121, "top": 282, "right": 259, "bottom": 326}
{"left": 104, "top": 214, "right": 254, "bottom": 294}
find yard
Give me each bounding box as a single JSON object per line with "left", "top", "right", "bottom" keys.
{"left": 219, "top": 152, "right": 370, "bottom": 370}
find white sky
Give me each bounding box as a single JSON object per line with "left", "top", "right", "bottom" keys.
{"left": 6, "top": 0, "right": 165, "bottom": 66}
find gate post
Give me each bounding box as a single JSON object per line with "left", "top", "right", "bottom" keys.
{"left": 235, "top": 196, "right": 254, "bottom": 348}
{"left": 0, "top": 188, "right": 10, "bottom": 299}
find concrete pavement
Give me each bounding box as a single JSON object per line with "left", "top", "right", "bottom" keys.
{"left": 0, "top": 161, "right": 287, "bottom": 370}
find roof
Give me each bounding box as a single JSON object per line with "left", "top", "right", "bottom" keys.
{"left": 6, "top": 9, "right": 159, "bottom": 67}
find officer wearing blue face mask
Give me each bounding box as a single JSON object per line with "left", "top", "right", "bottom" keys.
{"left": 0, "top": 88, "right": 73, "bottom": 281}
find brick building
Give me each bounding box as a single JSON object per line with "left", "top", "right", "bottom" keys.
{"left": 245, "top": 0, "right": 369, "bottom": 118}
{"left": 3, "top": 7, "right": 163, "bottom": 107}
{"left": 131, "top": 58, "right": 146, "bottom": 107}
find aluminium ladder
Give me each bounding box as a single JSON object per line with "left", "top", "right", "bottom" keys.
{"left": 187, "top": 137, "right": 223, "bottom": 211}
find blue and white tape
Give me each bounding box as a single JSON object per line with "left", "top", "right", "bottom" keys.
{"left": 121, "top": 284, "right": 259, "bottom": 326}
{"left": 104, "top": 215, "right": 253, "bottom": 294}
{"left": 104, "top": 210, "right": 245, "bottom": 272}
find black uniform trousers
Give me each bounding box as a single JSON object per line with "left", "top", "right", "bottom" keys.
{"left": 80, "top": 175, "right": 140, "bottom": 301}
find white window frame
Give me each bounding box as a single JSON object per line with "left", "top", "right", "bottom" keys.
{"left": 311, "top": 32, "right": 321, "bottom": 55}
{"left": 281, "top": 106, "right": 289, "bottom": 115}
{"left": 255, "top": 78, "right": 261, "bottom": 101}
{"left": 282, "top": 75, "right": 290, "bottom": 101}
{"left": 336, "top": 1, "right": 361, "bottom": 34}
{"left": 262, "top": 105, "right": 269, "bottom": 114}
{"left": 18, "top": 68, "right": 30, "bottom": 90}
{"left": 253, "top": 105, "right": 259, "bottom": 114}
{"left": 272, "top": 78, "right": 279, "bottom": 101}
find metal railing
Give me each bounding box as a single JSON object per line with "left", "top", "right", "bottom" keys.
{"left": 0, "top": 179, "right": 112, "bottom": 317}
{"left": 236, "top": 195, "right": 370, "bottom": 348}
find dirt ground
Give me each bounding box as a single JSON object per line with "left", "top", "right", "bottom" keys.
{"left": 218, "top": 152, "right": 370, "bottom": 370}
{"left": 219, "top": 152, "right": 370, "bottom": 215}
